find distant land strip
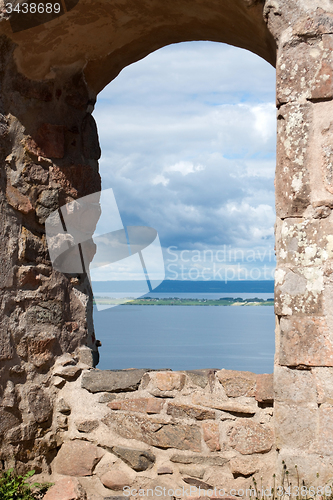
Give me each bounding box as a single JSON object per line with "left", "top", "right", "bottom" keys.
{"left": 93, "top": 297, "right": 274, "bottom": 306}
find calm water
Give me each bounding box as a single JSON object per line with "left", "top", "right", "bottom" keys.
{"left": 93, "top": 302, "right": 275, "bottom": 373}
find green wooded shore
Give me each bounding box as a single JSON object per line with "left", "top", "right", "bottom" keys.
{"left": 93, "top": 297, "right": 274, "bottom": 306}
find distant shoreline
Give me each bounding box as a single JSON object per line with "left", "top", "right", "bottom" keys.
{"left": 93, "top": 297, "right": 274, "bottom": 306}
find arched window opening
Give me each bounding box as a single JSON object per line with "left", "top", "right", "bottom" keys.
{"left": 92, "top": 41, "right": 276, "bottom": 373}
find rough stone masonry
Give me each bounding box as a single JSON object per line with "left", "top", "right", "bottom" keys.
{"left": 0, "top": 0, "right": 332, "bottom": 497}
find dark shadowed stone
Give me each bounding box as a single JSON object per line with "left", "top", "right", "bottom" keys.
{"left": 81, "top": 369, "right": 149, "bottom": 393}
{"left": 170, "top": 454, "right": 228, "bottom": 466}
{"left": 25, "top": 301, "right": 62, "bottom": 325}
{"left": 82, "top": 114, "right": 101, "bottom": 160}
{"left": 183, "top": 478, "right": 213, "bottom": 489}
{"left": 112, "top": 446, "right": 156, "bottom": 471}
{"left": 12, "top": 72, "right": 54, "bottom": 101}
{"left": 0, "top": 408, "right": 21, "bottom": 436}
{"left": 76, "top": 420, "right": 100, "bottom": 433}
{"left": 27, "top": 385, "right": 52, "bottom": 423}
{"left": 98, "top": 393, "right": 117, "bottom": 403}
{"left": 0, "top": 323, "right": 13, "bottom": 360}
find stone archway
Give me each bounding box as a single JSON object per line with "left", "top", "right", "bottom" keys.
{"left": 0, "top": 0, "right": 333, "bottom": 490}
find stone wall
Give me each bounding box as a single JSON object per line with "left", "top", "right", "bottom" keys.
{"left": 2, "top": 0, "right": 333, "bottom": 492}
{"left": 41, "top": 362, "right": 274, "bottom": 500}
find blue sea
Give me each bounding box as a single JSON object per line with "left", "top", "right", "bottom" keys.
{"left": 93, "top": 281, "right": 275, "bottom": 374}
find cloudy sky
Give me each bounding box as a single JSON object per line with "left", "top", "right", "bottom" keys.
{"left": 92, "top": 41, "right": 276, "bottom": 282}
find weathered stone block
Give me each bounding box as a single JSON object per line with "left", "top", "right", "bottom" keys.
{"left": 178, "top": 465, "right": 205, "bottom": 479}
{"left": 76, "top": 419, "right": 99, "bottom": 433}
{"left": 81, "top": 369, "right": 148, "bottom": 393}
{"left": 19, "top": 227, "right": 45, "bottom": 263}
{"left": 202, "top": 421, "right": 220, "bottom": 451}
{"left": 314, "top": 406, "right": 333, "bottom": 455}
{"left": 229, "top": 456, "right": 260, "bottom": 477}
{"left": 216, "top": 369, "right": 256, "bottom": 397}
{"left": 103, "top": 413, "right": 201, "bottom": 452}
{"left": 157, "top": 465, "right": 173, "bottom": 475}
{"left": 22, "top": 163, "right": 49, "bottom": 185}
{"left": 112, "top": 446, "right": 155, "bottom": 471}
{"left": 278, "top": 316, "right": 333, "bottom": 366}
{"left": 185, "top": 370, "right": 213, "bottom": 388}
{"left": 16, "top": 329, "right": 57, "bottom": 367}
{"left": 0, "top": 323, "right": 13, "bottom": 361}
{"left": 43, "top": 477, "right": 86, "bottom": 500}
{"left": 108, "top": 397, "right": 163, "bottom": 414}
{"left": 6, "top": 184, "right": 33, "bottom": 214}
{"left": 277, "top": 36, "right": 333, "bottom": 105}
{"left": 25, "top": 301, "right": 63, "bottom": 325}
{"left": 53, "top": 441, "right": 104, "bottom": 476}
{"left": 183, "top": 478, "right": 213, "bottom": 490}
{"left": 313, "top": 367, "right": 333, "bottom": 404}
{"left": 192, "top": 395, "right": 256, "bottom": 415}
{"left": 229, "top": 421, "right": 273, "bottom": 455}
{"left": 146, "top": 371, "right": 186, "bottom": 396}
{"left": 170, "top": 455, "right": 228, "bottom": 466}
{"left": 274, "top": 402, "right": 317, "bottom": 451}
{"left": 274, "top": 267, "right": 323, "bottom": 316}
{"left": 255, "top": 373, "right": 274, "bottom": 403}
{"left": 275, "top": 103, "right": 311, "bottom": 217}
{"left": 166, "top": 402, "right": 215, "bottom": 420}
{"left": 50, "top": 163, "right": 101, "bottom": 198}
{"left": 100, "top": 469, "right": 131, "bottom": 490}
{"left": 27, "top": 385, "right": 52, "bottom": 423}
{"left": 275, "top": 218, "right": 333, "bottom": 269}
{"left": 0, "top": 408, "right": 21, "bottom": 436}
{"left": 53, "top": 365, "right": 82, "bottom": 379}
{"left": 274, "top": 366, "right": 317, "bottom": 404}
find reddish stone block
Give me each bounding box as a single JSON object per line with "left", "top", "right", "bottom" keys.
{"left": 279, "top": 316, "right": 333, "bottom": 367}
{"left": 53, "top": 440, "right": 104, "bottom": 476}
{"left": 255, "top": 374, "right": 274, "bottom": 403}
{"left": 229, "top": 421, "right": 273, "bottom": 455}
{"left": 167, "top": 402, "right": 215, "bottom": 420}
{"left": 16, "top": 266, "right": 41, "bottom": 287}
{"left": 43, "top": 477, "right": 85, "bottom": 500}
{"left": 6, "top": 184, "right": 33, "bottom": 214}
{"left": 202, "top": 421, "right": 220, "bottom": 451}
{"left": 277, "top": 36, "right": 333, "bottom": 105}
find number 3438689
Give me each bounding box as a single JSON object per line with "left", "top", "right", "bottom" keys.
{"left": 5, "top": 3, "right": 61, "bottom": 14}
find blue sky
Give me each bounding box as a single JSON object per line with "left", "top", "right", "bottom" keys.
{"left": 92, "top": 41, "right": 276, "bottom": 282}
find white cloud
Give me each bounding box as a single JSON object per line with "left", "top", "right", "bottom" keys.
{"left": 165, "top": 161, "right": 204, "bottom": 176}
